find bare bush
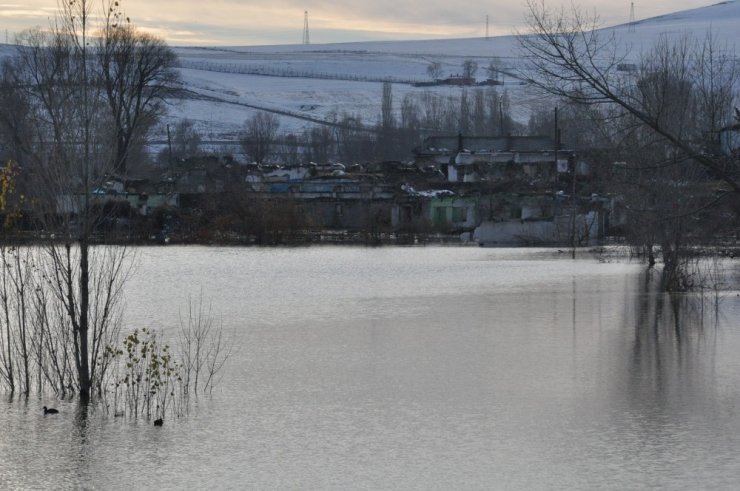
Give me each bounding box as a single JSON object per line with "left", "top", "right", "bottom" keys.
{"left": 178, "top": 295, "right": 232, "bottom": 396}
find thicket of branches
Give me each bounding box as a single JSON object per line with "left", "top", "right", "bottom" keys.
{"left": 0, "top": 240, "right": 231, "bottom": 418}
{"left": 518, "top": 0, "right": 740, "bottom": 290}
{"left": 0, "top": 0, "right": 229, "bottom": 412}
{"left": 236, "top": 85, "right": 521, "bottom": 165}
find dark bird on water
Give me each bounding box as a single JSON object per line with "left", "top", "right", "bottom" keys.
{"left": 153, "top": 418, "right": 163, "bottom": 426}
{"left": 43, "top": 406, "right": 59, "bottom": 414}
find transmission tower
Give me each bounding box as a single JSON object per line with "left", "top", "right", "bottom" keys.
{"left": 302, "top": 11, "right": 310, "bottom": 45}
{"left": 628, "top": 2, "right": 636, "bottom": 33}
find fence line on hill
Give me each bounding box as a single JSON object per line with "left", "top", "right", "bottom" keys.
{"left": 177, "top": 59, "right": 422, "bottom": 85}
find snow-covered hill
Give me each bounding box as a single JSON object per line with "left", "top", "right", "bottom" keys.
{"left": 2, "top": 1, "right": 739, "bottom": 144}
{"left": 169, "top": 36, "right": 525, "bottom": 139}
{"left": 167, "top": 1, "right": 740, "bottom": 142}
{"left": 610, "top": 0, "right": 740, "bottom": 45}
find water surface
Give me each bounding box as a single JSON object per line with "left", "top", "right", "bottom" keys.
{"left": 2, "top": 246, "right": 740, "bottom": 489}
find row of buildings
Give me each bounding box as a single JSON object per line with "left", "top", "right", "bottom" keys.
{"left": 71, "top": 134, "right": 616, "bottom": 246}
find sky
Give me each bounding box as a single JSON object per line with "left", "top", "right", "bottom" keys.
{"left": 0, "top": 0, "right": 721, "bottom": 46}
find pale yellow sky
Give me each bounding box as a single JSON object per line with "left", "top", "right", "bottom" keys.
{"left": 0, "top": 0, "right": 718, "bottom": 45}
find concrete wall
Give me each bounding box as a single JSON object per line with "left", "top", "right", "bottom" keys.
{"left": 473, "top": 212, "right": 601, "bottom": 246}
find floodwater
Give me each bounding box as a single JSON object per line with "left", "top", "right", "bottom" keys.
{"left": 2, "top": 246, "right": 740, "bottom": 490}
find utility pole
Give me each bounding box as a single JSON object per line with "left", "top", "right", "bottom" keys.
{"left": 486, "top": 15, "right": 489, "bottom": 40}
{"left": 302, "top": 11, "right": 310, "bottom": 45}
{"left": 554, "top": 106, "right": 577, "bottom": 259}
{"left": 166, "top": 124, "right": 175, "bottom": 181}
{"left": 499, "top": 95, "right": 505, "bottom": 137}
{"left": 629, "top": 3, "right": 636, "bottom": 33}
{"left": 555, "top": 106, "right": 575, "bottom": 257}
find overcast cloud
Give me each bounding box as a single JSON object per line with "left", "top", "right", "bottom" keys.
{"left": 0, "top": 0, "right": 717, "bottom": 45}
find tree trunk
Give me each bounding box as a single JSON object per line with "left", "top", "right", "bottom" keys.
{"left": 78, "top": 238, "right": 91, "bottom": 401}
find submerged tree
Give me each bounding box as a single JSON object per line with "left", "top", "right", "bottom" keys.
{"left": 0, "top": 0, "right": 177, "bottom": 399}
{"left": 518, "top": 0, "right": 740, "bottom": 288}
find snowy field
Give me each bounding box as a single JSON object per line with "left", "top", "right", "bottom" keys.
{"left": 164, "top": 0, "right": 740, "bottom": 140}
{"left": 169, "top": 37, "right": 533, "bottom": 138}
{"left": 1, "top": 1, "right": 739, "bottom": 141}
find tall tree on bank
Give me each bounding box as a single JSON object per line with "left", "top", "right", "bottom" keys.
{"left": 379, "top": 81, "right": 396, "bottom": 160}
{"left": 99, "top": 4, "right": 180, "bottom": 175}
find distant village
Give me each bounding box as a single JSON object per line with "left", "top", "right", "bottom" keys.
{"left": 1, "top": 133, "right": 613, "bottom": 246}
{"left": 4, "top": 117, "right": 740, "bottom": 247}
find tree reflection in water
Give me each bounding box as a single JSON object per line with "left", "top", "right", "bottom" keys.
{"left": 626, "top": 268, "right": 725, "bottom": 415}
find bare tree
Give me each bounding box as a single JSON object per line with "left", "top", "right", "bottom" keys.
{"left": 611, "top": 124, "right": 726, "bottom": 290}
{"left": 336, "top": 113, "right": 375, "bottom": 163}
{"left": 178, "top": 294, "right": 232, "bottom": 396}
{"left": 99, "top": 5, "right": 180, "bottom": 175}
{"left": 518, "top": 1, "right": 740, "bottom": 287}
{"left": 472, "top": 89, "right": 486, "bottom": 135}
{"left": 241, "top": 112, "right": 280, "bottom": 163}
{"left": 0, "top": 0, "right": 169, "bottom": 400}
{"left": 462, "top": 59, "right": 478, "bottom": 80}
{"left": 304, "top": 125, "right": 334, "bottom": 164}
{"left": 280, "top": 133, "right": 301, "bottom": 166}
{"left": 399, "top": 95, "right": 422, "bottom": 152}
{"left": 379, "top": 81, "right": 397, "bottom": 159}
{"left": 0, "top": 64, "right": 34, "bottom": 167}
{"left": 381, "top": 81, "right": 395, "bottom": 130}
{"left": 427, "top": 61, "right": 443, "bottom": 81}
{"left": 517, "top": 0, "right": 740, "bottom": 193}
{"left": 485, "top": 59, "right": 499, "bottom": 82}
{"left": 161, "top": 118, "right": 202, "bottom": 165}
{"left": 459, "top": 89, "right": 470, "bottom": 133}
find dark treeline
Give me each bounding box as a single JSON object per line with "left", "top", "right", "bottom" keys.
{"left": 231, "top": 82, "right": 522, "bottom": 165}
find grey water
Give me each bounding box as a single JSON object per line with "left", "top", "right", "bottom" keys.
{"left": 2, "top": 246, "right": 740, "bottom": 490}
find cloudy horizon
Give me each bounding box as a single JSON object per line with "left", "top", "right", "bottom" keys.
{"left": 0, "top": 0, "right": 720, "bottom": 46}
